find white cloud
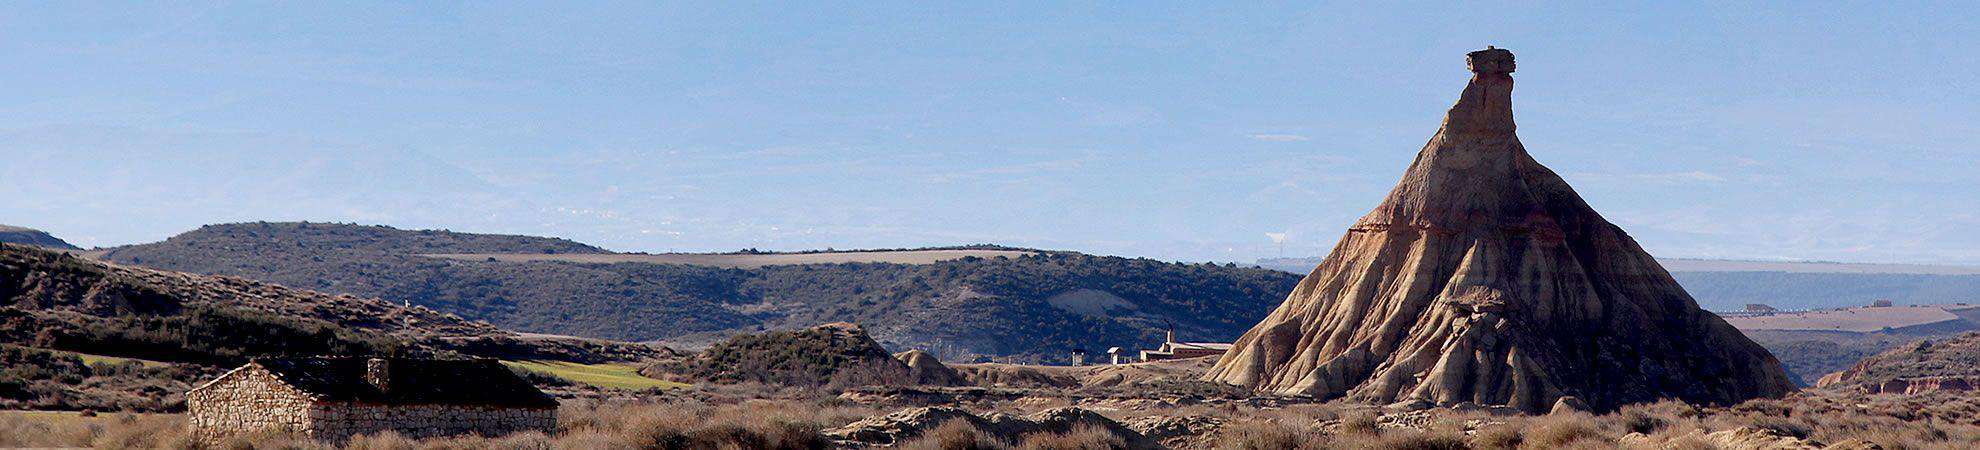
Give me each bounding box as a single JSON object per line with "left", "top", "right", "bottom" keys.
{"left": 1248, "top": 133, "right": 1311, "bottom": 142}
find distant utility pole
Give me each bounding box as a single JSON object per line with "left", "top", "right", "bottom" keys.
{"left": 1266, "top": 232, "right": 1288, "bottom": 258}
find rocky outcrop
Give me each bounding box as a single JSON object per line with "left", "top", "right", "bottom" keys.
{"left": 1621, "top": 426, "right": 1883, "bottom": 450}
{"left": 1817, "top": 333, "right": 1980, "bottom": 393}
{"left": 1202, "top": 47, "right": 1795, "bottom": 413}
{"left": 894, "top": 349, "right": 966, "bottom": 386}
{"left": 825, "top": 406, "right": 1150, "bottom": 448}
{"left": 1126, "top": 415, "right": 1224, "bottom": 449}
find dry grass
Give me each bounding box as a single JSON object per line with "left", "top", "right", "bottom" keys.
{"left": 1018, "top": 424, "right": 1130, "bottom": 449}
{"left": 11, "top": 388, "right": 1980, "bottom": 449}
{"left": 0, "top": 411, "right": 192, "bottom": 449}
{"left": 898, "top": 419, "right": 1009, "bottom": 450}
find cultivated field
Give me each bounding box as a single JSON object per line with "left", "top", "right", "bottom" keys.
{"left": 422, "top": 249, "right": 1035, "bottom": 268}
{"left": 501, "top": 360, "right": 688, "bottom": 391}
{"left": 1725, "top": 304, "right": 1980, "bottom": 332}
{"left": 1658, "top": 258, "right": 1980, "bottom": 275}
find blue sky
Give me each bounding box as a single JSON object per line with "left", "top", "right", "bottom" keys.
{"left": 3, "top": 2, "right": 1977, "bottom": 264}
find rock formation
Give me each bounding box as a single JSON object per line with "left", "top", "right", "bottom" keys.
{"left": 894, "top": 349, "right": 967, "bottom": 386}
{"left": 1816, "top": 332, "right": 1980, "bottom": 392}
{"left": 1202, "top": 47, "right": 1794, "bottom": 412}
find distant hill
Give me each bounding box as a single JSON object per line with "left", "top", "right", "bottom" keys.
{"left": 2, "top": 242, "right": 650, "bottom": 365}
{"left": 1260, "top": 256, "right": 1980, "bottom": 311}
{"left": 0, "top": 241, "right": 658, "bottom": 411}
{"left": 1727, "top": 305, "right": 1980, "bottom": 386}
{"left": 1814, "top": 331, "right": 1980, "bottom": 392}
{"left": 0, "top": 225, "right": 78, "bottom": 250}
{"left": 99, "top": 222, "right": 1303, "bottom": 363}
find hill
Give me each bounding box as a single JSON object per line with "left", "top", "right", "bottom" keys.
{"left": 1814, "top": 331, "right": 1980, "bottom": 393}
{"left": 0, "top": 242, "right": 660, "bottom": 411}
{"left": 2, "top": 242, "right": 650, "bottom": 365}
{"left": 1729, "top": 304, "right": 1980, "bottom": 386}
{"left": 97, "top": 222, "right": 1302, "bottom": 363}
{"left": 0, "top": 225, "right": 78, "bottom": 250}
{"left": 653, "top": 322, "right": 913, "bottom": 386}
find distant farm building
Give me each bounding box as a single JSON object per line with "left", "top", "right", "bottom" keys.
{"left": 188, "top": 357, "right": 556, "bottom": 443}
{"left": 1141, "top": 341, "right": 1233, "bottom": 361}
{"left": 1872, "top": 299, "right": 1896, "bottom": 307}
{"left": 1138, "top": 328, "right": 1232, "bottom": 362}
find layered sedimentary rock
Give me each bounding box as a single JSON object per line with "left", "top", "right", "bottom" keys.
{"left": 1202, "top": 48, "right": 1794, "bottom": 412}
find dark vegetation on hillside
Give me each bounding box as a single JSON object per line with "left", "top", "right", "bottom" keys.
{"left": 0, "top": 345, "right": 215, "bottom": 412}
{"left": 0, "top": 242, "right": 659, "bottom": 411}
{"left": 656, "top": 323, "right": 913, "bottom": 387}
{"left": 101, "top": 222, "right": 1302, "bottom": 363}
{"left": 1744, "top": 329, "right": 1935, "bottom": 387}
{"left": 0, "top": 225, "right": 78, "bottom": 250}
{"left": 0, "top": 244, "right": 410, "bottom": 366}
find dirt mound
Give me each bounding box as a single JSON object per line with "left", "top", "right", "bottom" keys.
{"left": 665, "top": 322, "right": 915, "bottom": 386}
{"left": 1202, "top": 47, "right": 1794, "bottom": 413}
{"left": 824, "top": 406, "right": 1150, "bottom": 448}
{"left": 894, "top": 349, "right": 966, "bottom": 386}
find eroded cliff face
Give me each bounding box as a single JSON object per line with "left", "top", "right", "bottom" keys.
{"left": 1816, "top": 333, "right": 1980, "bottom": 393}
{"left": 1203, "top": 48, "right": 1794, "bottom": 412}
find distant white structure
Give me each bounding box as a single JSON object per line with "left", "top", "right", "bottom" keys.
{"left": 1106, "top": 347, "right": 1126, "bottom": 365}
{"left": 1069, "top": 348, "right": 1087, "bottom": 367}
{"left": 1139, "top": 327, "right": 1232, "bottom": 361}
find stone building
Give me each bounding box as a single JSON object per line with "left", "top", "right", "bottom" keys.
{"left": 188, "top": 357, "right": 557, "bottom": 443}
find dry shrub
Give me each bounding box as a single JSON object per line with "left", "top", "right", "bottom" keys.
{"left": 1017, "top": 424, "right": 1128, "bottom": 450}
{"left": 215, "top": 428, "right": 333, "bottom": 450}
{"left": 1519, "top": 414, "right": 1610, "bottom": 448}
{"left": 0, "top": 413, "right": 190, "bottom": 449}
{"left": 900, "top": 419, "right": 1010, "bottom": 450}
{"left": 1470, "top": 424, "right": 1523, "bottom": 450}
{"left": 1338, "top": 411, "right": 1380, "bottom": 436}
{"left": 1374, "top": 430, "right": 1469, "bottom": 450}
{"left": 549, "top": 429, "right": 620, "bottom": 450}
{"left": 1212, "top": 419, "right": 1320, "bottom": 450}
{"left": 1746, "top": 415, "right": 1813, "bottom": 439}
{"left": 556, "top": 399, "right": 852, "bottom": 450}
{"left": 486, "top": 431, "right": 555, "bottom": 450}
{"left": 344, "top": 431, "right": 419, "bottom": 450}
{"left": 92, "top": 414, "right": 192, "bottom": 450}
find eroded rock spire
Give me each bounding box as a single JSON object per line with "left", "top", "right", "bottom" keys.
{"left": 1202, "top": 48, "right": 1794, "bottom": 413}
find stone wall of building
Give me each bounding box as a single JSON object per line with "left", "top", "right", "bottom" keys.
{"left": 308, "top": 403, "right": 556, "bottom": 441}
{"left": 189, "top": 363, "right": 557, "bottom": 443}
{"left": 186, "top": 366, "right": 316, "bottom": 443}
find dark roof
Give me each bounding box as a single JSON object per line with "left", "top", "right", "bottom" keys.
{"left": 251, "top": 357, "right": 556, "bottom": 409}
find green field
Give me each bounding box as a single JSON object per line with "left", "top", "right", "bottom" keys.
{"left": 502, "top": 360, "right": 687, "bottom": 390}
{"left": 1, "top": 344, "right": 169, "bottom": 368}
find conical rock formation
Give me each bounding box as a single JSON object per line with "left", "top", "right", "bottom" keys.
{"left": 1203, "top": 48, "right": 1794, "bottom": 412}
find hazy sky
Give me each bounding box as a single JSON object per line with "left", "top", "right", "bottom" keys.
{"left": 3, "top": 2, "right": 1977, "bottom": 264}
